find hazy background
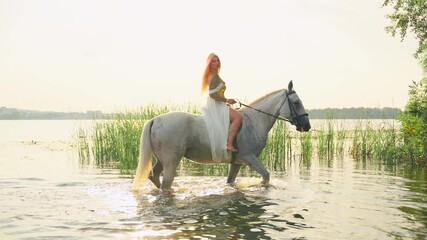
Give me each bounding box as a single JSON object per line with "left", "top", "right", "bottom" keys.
{"left": 0, "top": 0, "right": 422, "bottom": 112}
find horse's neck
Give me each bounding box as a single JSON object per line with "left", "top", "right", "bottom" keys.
{"left": 243, "top": 90, "right": 285, "bottom": 137}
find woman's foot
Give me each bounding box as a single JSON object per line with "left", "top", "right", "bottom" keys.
{"left": 227, "top": 144, "right": 238, "bottom": 153}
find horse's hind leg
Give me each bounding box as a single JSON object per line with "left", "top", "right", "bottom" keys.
{"left": 160, "top": 155, "right": 181, "bottom": 191}
{"left": 227, "top": 163, "right": 242, "bottom": 184}
{"left": 149, "top": 161, "right": 163, "bottom": 188}
{"left": 161, "top": 164, "right": 178, "bottom": 191}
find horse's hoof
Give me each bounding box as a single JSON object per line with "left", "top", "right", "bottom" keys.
{"left": 261, "top": 181, "right": 270, "bottom": 186}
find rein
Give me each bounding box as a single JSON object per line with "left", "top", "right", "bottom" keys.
{"left": 235, "top": 90, "right": 308, "bottom": 124}
{"left": 236, "top": 100, "right": 291, "bottom": 122}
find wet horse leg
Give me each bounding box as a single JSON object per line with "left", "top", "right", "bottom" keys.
{"left": 242, "top": 154, "right": 270, "bottom": 184}
{"left": 160, "top": 154, "right": 181, "bottom": 191}
{"left": 227, "top": 163, "right": 242, "bottom": 184}
{"left": 148, "top": 161, "right": 163, "bottom": 188}
{"left": 161, "top": 164, "right": 177, "bottom": 191}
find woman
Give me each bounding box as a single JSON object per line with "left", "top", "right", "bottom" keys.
{"left": 201, "top": 53, "right": 243, "bottom": 162}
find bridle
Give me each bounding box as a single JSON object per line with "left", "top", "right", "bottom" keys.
{"left": 236, "top": 90, "right": 309, "bottom": 125}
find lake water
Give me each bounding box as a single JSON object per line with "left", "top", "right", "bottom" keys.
{"left": 0, "top": 120, "right": 426, "bottom": 239}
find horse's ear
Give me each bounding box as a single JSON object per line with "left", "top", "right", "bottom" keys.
{"left": 288, "top": 80, "right": 293, "bottom": 91}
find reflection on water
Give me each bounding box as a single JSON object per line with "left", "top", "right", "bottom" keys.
{"left": 131, "top": 179, "right": 311, "bottom": 240}
{"left": 0, "top": 123, "right": 426, "bottom": 239}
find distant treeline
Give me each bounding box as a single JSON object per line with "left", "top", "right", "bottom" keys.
{"left": 0, "top": 107, "right": 103, "bottom": 120}
{"left": 0, "top": 106, "right": 402, "bottom": 120}
{"left": 307, "top": 107, "right": 402, "bottom": 119}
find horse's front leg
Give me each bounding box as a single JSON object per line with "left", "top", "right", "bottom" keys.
{"left": 242, "top": 154, "right": 270, "bottom": 184}
{"left": 227, "top": 163, "right": 242, "bottom": 184}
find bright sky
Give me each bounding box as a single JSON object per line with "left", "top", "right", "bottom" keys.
{"left": 0, "top": 0, "right": 423, "bottom": 112}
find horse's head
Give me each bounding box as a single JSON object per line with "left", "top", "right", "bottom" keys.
{"left": 280, "top": 81, "right": 311, "bottom": 132}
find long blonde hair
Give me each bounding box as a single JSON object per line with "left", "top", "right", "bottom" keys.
{"left": 201, "top": 53, "right": 220, "bottom": 93}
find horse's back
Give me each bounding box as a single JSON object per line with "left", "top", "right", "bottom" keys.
{"left": 151, "top": 111, "right": 207, "bottom": 143}
{"left": 153, "top": 111, "right": 201, "bottom": 131}
{"left": 150, "top": 111, "right": 212, "bottom": 161}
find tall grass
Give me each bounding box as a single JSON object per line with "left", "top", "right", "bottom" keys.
{"left": 259, "top": 121, "right": 292, "bottom": 171}
{"left": 84, "top": 112, "right": 145, "bottom": 169}
{"left": 335, "top": 121, "right": 347, "bottom": 159}
{"left": 300, "top": 130, "right": 313, "bottom": 167}
{"left": 349, "top": 120, "right": 401, "bottom": 164}
{"left": 316, "top": 119, "right": 335, "bottom": 161}
{"left": 76, "top": 104, "right": 200, "bottom": 172}
{"left": 76, "top": 127, "right": 90, "bottom": 164}
{"left": 75, "top": 105, "right": 402, "bottom": 173}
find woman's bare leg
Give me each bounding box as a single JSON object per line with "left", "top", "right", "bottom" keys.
{"left": 227, "top": 108, "right": 243, "bottom": 152}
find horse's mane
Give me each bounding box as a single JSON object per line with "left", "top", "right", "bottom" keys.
{"left": 248, "top": 89, "right": 285, "bottom": 106}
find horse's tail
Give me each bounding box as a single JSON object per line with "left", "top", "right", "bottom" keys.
{"left": 131, "top": 119, "right": 154, "bottom": 191}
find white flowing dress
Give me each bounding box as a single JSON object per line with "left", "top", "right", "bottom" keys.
{"left": 201, "top": 82, "right": 231, "bottom": 162}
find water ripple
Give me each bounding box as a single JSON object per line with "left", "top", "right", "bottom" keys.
{"left": 0, "top": 158, "right": 426, "bottom": 239}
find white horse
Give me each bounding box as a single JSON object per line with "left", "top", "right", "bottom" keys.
{"left": 132, "top": 81, "right": 311, "bottom": 191}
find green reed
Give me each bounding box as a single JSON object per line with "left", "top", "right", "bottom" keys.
{"left": 315, "top": 119, "right": 335, "bottom": 161}
{"left": 75, "top": 104, "right": 200, "bottom": 172}
{"left": 178, "top": 159, "right": 229, "bottom": 176}
{"left": 299, "top": 130, "right": 313, "bottom": 167}
{"left": 75, "top": 105, "right": 402, "bottom": 173}
{"left": 335, "top": 121, "right": 347, "bottom": 159}
{"left": 349, "top": 119, "right": 401, "bottom": 164}
{"left": 90, "top": 112, "right": 145, "bottom": 169}
{"left": 351, "top": 120, "right": 381, "bottom": 161}
{"left": 76, "top": 127, "right": 90, "bottom": 164}
{"left": 259, "top": 121, "right": 292, "bottom": 171}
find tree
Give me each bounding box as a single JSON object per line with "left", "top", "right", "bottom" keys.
{"left": 398, "top": 43, "right": 427, "bottom": 162}
{"left": 382, "top": 0, "right": 427, "bottom": 58}
{"left": 383, "top": 1, "right": 427, "bottom": 163}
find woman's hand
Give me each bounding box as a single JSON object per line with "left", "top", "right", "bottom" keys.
{"left": 226, "top": 98, "right": 237, "bottom": 105}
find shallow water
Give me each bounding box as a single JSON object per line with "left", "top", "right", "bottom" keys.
{"left": 0, "top": 120, "right": 426, "bottom": 239}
